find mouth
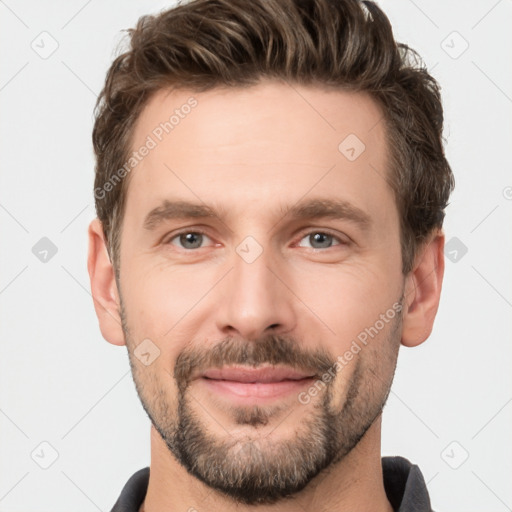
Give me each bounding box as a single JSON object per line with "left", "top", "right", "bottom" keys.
{"left": 198, "top": 365, "right": 317, "bottom": 401}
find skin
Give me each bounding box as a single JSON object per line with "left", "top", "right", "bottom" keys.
{"left": 88, "top": 80, "right": 445, "bottom": 511}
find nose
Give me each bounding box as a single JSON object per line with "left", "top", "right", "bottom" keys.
{"left": 215, "top": 243, "right": 297, "bottom": 341}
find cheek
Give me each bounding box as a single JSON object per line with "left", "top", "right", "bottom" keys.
{"left": 120, "top": 263, "right": 217, "bottom": 369}
{"left": 122, "top": 262, "right": 188, "bottom": 328}
{"left": 292, "top": 261, "right": 402, "bottom": 348}
{"left": 326, "top": 313, "right": 402, "bottom": 412}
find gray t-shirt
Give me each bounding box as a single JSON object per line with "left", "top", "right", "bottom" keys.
{"left": 110, "top": 456, "right": 433, "bottom": 512}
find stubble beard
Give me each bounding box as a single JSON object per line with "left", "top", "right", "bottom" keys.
{"left": 121, "top": 302, "right": 402, "bottom": 505}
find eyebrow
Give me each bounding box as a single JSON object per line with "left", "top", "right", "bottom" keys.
{"left": 143, "top": 198, "right": 372, "bottom": 232}
{"left": 143, "top": 200, "right": 222, "bottom": 230}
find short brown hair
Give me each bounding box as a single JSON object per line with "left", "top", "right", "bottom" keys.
{"left": 93, "top": 0, "right": 454, "bottom": 274}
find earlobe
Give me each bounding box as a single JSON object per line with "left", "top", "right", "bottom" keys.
{"left": 401, "top": 231, "right": 445, "bottom": 348}
{"left": 87, "top": 218, "right": 126, "bottom": 346}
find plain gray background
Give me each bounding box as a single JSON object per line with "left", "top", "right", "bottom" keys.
{"left": 1, "top": 1, "right": 511, "bottom": 511}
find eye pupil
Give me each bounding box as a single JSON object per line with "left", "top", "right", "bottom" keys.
{"left": 180, "top": 232, "right": 203, "bottom": 249}
{"left": 310, "top": 233, "right": 332, "bottom": 248}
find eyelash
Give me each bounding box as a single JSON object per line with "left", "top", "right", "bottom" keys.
{"left": 163, "top": 228, "right": 349, "bottom": 250}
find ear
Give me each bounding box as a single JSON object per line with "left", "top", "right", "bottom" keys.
{"left": 401, "top": 231, "right": 445, "bottom": 347}
{"left": 87, "top": 218, "right": 126, "bottom": 346}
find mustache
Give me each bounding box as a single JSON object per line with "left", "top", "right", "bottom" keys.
{"left": 174, "top": 334, "right": 335, "bottom": 390}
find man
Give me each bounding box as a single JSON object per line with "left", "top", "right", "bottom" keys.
{"left": 87, "top": 0, "right": 454, "bottom": 510}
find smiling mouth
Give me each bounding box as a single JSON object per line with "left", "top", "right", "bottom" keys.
{"left": 198, "top": 365, "right": 317, "bottom": 400}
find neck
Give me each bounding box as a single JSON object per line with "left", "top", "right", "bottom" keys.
{"left": 140, "top": 418, "right": 393, "bottom": 512}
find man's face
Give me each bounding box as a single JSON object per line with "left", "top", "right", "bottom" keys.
{"left": 117, "top": 81, "right": 405, "bottom": 504}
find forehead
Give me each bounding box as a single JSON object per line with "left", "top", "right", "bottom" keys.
{"left": 123, "top": 80, "right": 394, "bottom": 229}
{"left": 133, "top": 81, "right": 386, "bottom": 156}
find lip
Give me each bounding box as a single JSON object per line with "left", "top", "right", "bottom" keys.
{"left": 202, "top": 366, "right": 315, "bottom": 383}
{"left": 198, "top": 365, "right": 316, "bottom": 401}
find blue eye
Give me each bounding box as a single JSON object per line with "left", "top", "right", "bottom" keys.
{"left": 297, "top": 232, "right": 343, "bottom": 249}
{"left": 164, "top": 230, "right": 346, "bottom": 251}
{"left": 168, "top": 231, "right": 212, "bottom": 250}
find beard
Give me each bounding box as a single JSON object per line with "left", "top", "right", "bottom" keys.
{"left": 121, "top": 299, "right": 403, "bottom": 506}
